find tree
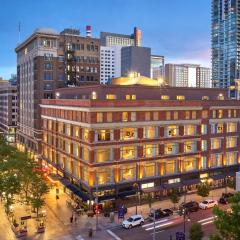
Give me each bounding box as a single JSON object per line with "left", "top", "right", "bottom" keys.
{"left": 189, "top": 223, "right": 204, "bottom": 240}
{"left": 29, "top": 174, "right": 49, "bottom": 217}
{"left": 169, "top": 190, "right": 180, "bottom": 210}
{"left": 146, "top": 193, "right": 153, "bottom": 209}
{"left": 197, "top": 183, "right": 210, "bottom": 199}
{"left": 210, "top": 192, "right": 240, "bottom": 240}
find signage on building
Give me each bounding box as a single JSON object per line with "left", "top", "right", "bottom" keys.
{"left": 141, "top": 182, "right": 154, "bottom": 189}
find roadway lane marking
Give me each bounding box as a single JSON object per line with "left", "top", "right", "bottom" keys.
{"left": 150, "top": 230, "right": 165, "bottom": 235}
{"left": 76, "top": 235, "right": 84, "bottom": 240}
{"left": 145, "top": 221, "right": 174, "bottom": 231}
{"left": 107, "top": 229, "right": 122, "bottom": 240}
{"left": 198, "top": 216, "right": 214, "bottom": 223}
{"left": 201, "top": 220, "right": 214, "bottom": 226}
{"left": 142, "top": 219, "right": 169, "bottom": 228}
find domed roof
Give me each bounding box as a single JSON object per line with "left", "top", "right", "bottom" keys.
{"left": 34, "top": 28, "right": 58, "bottom": 35}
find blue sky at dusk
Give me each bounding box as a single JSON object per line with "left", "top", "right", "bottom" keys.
{"left": 0, "top": 0, "right": 211, "bottom": 79}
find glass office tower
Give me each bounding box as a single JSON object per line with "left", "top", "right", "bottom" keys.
{"left": 212, "top": 0, "right": 239, "bottom": 98}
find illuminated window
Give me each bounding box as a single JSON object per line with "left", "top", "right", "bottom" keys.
{"left": 48, "top": 120, "right": 52, "bottom": 130}
{"left": 202, "top": 110, "right": 208, "bottom": 119}
{"left": 143, "top": 144, "right": 158, "bottom": 157}
{"left": 161, "top": 95, "right": 169, "bottom": 100}
{"left": 126, "top": 95, "right": 136, "bottom": 100}
{"left": 226, "top": 137, "right": 237, "bottom": 148}
{"left": 210, "top": 154, "right": 223, "bottom": 168}
{"left": 212, "top": 110, "right": 216, "bottom": 118}
{"left": 143, "top": 126, "right": 157, "bottom": 138}
{"left": 202, "top": 96, "right": 209, "bottom": 100}
{"left": 176, "top": 95, "right": 185, "bottom": 100}
{"left": 106, "top": 94, "right": 116, "bottom": 100}
{"left": 120, "top": 164, "right": 136, "bottom": 181}
{"left": 82, "top": 147, "right": 89, "bottom": 161}
{"left": 164, "top": 143, "right": 178, "bottom": 155}
{"left": 153, "top": 112, "right": 159, "bottom": 121}
{"left": 185, "top": 111, "right": 190, "bottom": 120}
{"left": 183, "top": 157, "right": 197, "bottom": 172}
{"left": 131, "top": 95, "right": 136, "bottom": 100}
{"left": 107, "top": 112, "right": 112, "bottom": 122}
{"left": 166, "top": 111, "right": 171, "bottom": 120}
{"left": 184, "top": 125, "right": 196, "bottom": 136}
{"left": 96, "top": 168, "right": 113, "bottom": 185}
{"left": 165, "top": 125, "right": 179, "bottom": 137}
{"left": 192, "top": 111, "right": 196, "bottom": 119}
{"left": 96, "top": 113, "right": 103, "bottom": 123}
{"left": 95, "top": 149, "right": 111, "bottom": 163}
{"left": 81, "top": 166, "right": 89, "bottom": 183}
{"left": 143, "top": 163, "right": 155, "bottom": 178}
{"left": 226, "top": 152, "right": 238, "bottom": 166}
{"left": 83, "top": 128, "right": 89, "bottom": 141}
{"left": 200, "top": 157, "right": 207, "bottom": 169}
{"left": 165, "top": 160, "right": 176, "bottom": 175}
{"left": 211, "top": 138, "right": 222, "bottom": 150}
{"left": 228, "top": 110, "right": 231, "bottom": 118}
{"left": 218, "top": 93, "right": 224, "bottom": 100}
{"left": 73, "top": 143, "right": 79, "bottom": 157}
{"left": 96, "top": 130, "right": 111, "bottom": 141}
{"left": 121, "top": 128, "right": 137, "bottom": 140}
{"left": 211, "top": 123, "right": 223, "bottom": 134}
{"left": 184, "top": 141, "right": 197, "bottom": 153}
{"left": 121, "top": 146, "right": 136, "bottom": 160}
{"left": 65, "top": 124, "right": 71, "bottom": 136}
{"left": 234, "top": 109, "right": 237, "bottom": 118}
{"left": 145, "top": 112, "right": 151, "bottom": 121}
{"left": 65, "top": 141, "right": 71, "bottom": 154}
{"left": 227, "top": 122, "right": 237, "bottom": 133}
{"left": 173, "top": 111, "right": 178, "bottom": 120}
{"left": 43, "top": 133, "right": 47, "bottom": 143}
{"left": 201, "top": 140, "right": 207, "bottom": 151}
{"left": 218, "top": 110, "right": 223, "bottom": 119}
{"left": 122, "top": 112, "right": 128, "bottom": 122}
{"left": 73, "top": 126, "right": 80, "bottom": 137}
{"left": 91, "top": 91, "right": 97, "bottom": 99}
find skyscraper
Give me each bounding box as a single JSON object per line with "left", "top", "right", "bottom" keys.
{"left": 151, "top": 55, "right": 165, "bottom": 80}
{"left": 212, "top": 0, "right": 239, "bottom": 97}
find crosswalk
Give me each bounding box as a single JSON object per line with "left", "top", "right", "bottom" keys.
{"left": 198, "top": 216, "right": 215, "bottom": 226}
{"left": 55, "top": 234, "right": 85, "bottom": 240}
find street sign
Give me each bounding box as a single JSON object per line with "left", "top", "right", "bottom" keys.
{"left": 21, "top": 215, "right": 31, "bottom": 220}
{"left": 118, "top": 205, "right": 125, "bottom": 219}
{"left": 176, "top": 232, "right": 185, "bottom": 240}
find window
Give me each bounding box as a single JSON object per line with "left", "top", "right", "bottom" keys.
{"left": 121, "top": 146, "right": 136, "bottom": 160}
{"left": 83, "top": 128, "right": 89, "bottom": 141}
{"left": 192, "top": 111, "right": 196, "bottom": 119}
{"left": 228, "top": 110, "right": 231, "bottom": 118}
{"left": 143, "top": 163, "right": 155, "bottom": 178}
{"left": 227, "top": 122, "right": 237, "bottom": 133}
{"left": 106, "top": 94, "right": 116, "bottom": 100}
{"left": 211, "top": 123, "right": 223, "bottom": 134}
{"left": 161, "top": 95, "right": 169, "bottom": 100}
{"left": 234, "top": 110, "right": 237, "bottom": 118}
{"left": 73, "top": 143, "right": 79, "bottom": 157}
{"left": 120, "top": 164, "right": 136, "bottom": 181}
{"left": 202, "top": 110, "right": 208, "bottom": 119}
{"left": 121, "top": 128, "right": 137, "bottom": 140}
{"left": 126, "top": 95, "right": 136, "bottom": 100}
{"left": 73, "top": 126, "right": 80, "bottom": 137}
{"left": 143, "top": 144, "right": 158, "bottom": 157}
{"left": 184, "top": 125, "right": 196, "bottom": 136}
{"left": 183, "top": 157, "right": 197, "bottom": 172}
{"left": 226, "top": 152, "right": 238, "bottom": 166}
{"left": 153, "top": 112, "right": 159, "bottom": 121}
{"left": 200, "top": 156, "right": 207, "bottom": 169}
{"left": 122, "top": 112, "right": 128, "bottom": 122}
{"left": 218, "top": 110, "right": 223, "bottom": 119}
{"left": 44, "top": 63, "right": 52, "bottom": 70}
{"left": 44, "top": 83, "right": 53, "bottom": 90}
{"left": 97, "top": 113, "right": 103, "bottom": 123}
{"left": 176, "top": 95, "right": 185, "bottom": 100}
{"left": 96, "top": 130, "right": 111, "bottom": 141}
{"left": 165, "top": 160, "right": 176, "bottom": 175}
{"left": 164, "top": 143, "right": 178, "bottom": 155}
{"left": 144, "top": 126, "right": 157, "bottom": 138}
{"left": 44, "top": 72, "right": 53, "bottom": 80}
{"left": 82, "top": 147, "right": 89, "bottom": 161}
{"left": 173, "top": 111, "right": 178, "bottom": 120}
{"left": 184, "top": 141, "right": 197, "bottom": 153}
{"left": 95, "top": 149, "right": 111, "bottom": 163}
{"left": 131, "top": 112, "right": 136, "bottom": 121}
{"left": 91, "top": 91, "right": 97, "bottom": 100}
{"left": 107, "top": 112, "right": 112, "bottom": 122}
{"left": 201, "top": 140, "right": 207, "bottom": 151}
{"left": 212, "top": 110, "right": 216, "bottom": 119}
{"left": 165, "top": 125, "right": 179, "bottom": 137}
{"left": 96, "top": 168, "right": 113, "bottom": 185}
{"left": 145, "top": 112, "right": 151, "bottom": 121}
{"left": 202, "top": 96, "right": 209, "bottom": 100}
{"left": 201, "top": 124, "right": 207, "bottom": 135}
{"left": 211, "top": 138, "right": 222, "bottom": 150}
{"left": 166, "top": 111, "right": 171, "bottom": 120}
{"left": 185, "top": 111, "right": 190, "bottom": 120}
{"left": 65, "top": 124, "right": 71, "bottom": 136}
{"left": 226, "top": 137, "right": 237, "bottom": 148}
{"left": 210, "top": 154, "right": 223, "bottom": 168}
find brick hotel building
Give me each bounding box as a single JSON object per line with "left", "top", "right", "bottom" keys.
{"left": 40, "top": 78, "right": 240, "bottom": 201}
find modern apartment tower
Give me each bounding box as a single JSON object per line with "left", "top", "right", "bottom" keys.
{"left": 212, "top": 0, "right": 239, "bottom": 97}
{"left": 165, "top": 64, "right": 211, "bottom": 88}
{"left": 15, "top": 27, "right": 100, "bottom": 157}
{"left": 151, "top": 55, "right": 165, "bottom": 80}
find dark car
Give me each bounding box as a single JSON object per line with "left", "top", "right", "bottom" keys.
{"left": 149, "top": 209, "right": 171, "bottom": 220}
{"left": 180, "top": 201, "right": 199, "bottom": 213}
{"left": 162, "top": 208, "right": 174, "bottom": 215}
{"left": 219, "top": 193, "right": 234, "bottom": 204}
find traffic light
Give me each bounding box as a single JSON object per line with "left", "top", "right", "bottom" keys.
{"left": 93, "top": 203, "right": 102, "bottom": 214}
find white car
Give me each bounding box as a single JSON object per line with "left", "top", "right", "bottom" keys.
{"left": 199, "top": 200, "right": 218, "bottom": 210}
{"left": 122, "top": 215, "right": 144, "bottom": 229}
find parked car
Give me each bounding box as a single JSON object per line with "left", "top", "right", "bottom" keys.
{"left": 199, "top": 200, "right": 218, "bottom": 210}
{"left": 180, "top": 201, "right": 199, "bottom": 213}
{"left": 122, "top": 215, "right": 144, "bottom": 229}
{"left": 162, "top": 208, "right": 174, "bottom": 215}
{"left": 219, "top": 193, "right": 234, "bottom": 205}
{"left": 149, "top": 209, "right": 171, "bottom": 221}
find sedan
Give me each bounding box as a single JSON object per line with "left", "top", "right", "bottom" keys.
{"left": 199, "top": 200, "right": 218, "bottom": 210}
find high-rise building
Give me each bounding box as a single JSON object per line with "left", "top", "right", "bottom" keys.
{"left": 15, "top": 27, "right": 100, "bottom": 157}
{"left": 151, "top": 55, "right": 165, "bottom": 80}
{"left": 100, "top": 45, "right": 122, "bottom": 84}
{"left": 212, "top": 0, "right": 239, "bottom": 97}
{"left": 100, "top": 27, "right": 142, "bottom": 47}
{"left": 165, "top": 64, "right": 211, "bottom": 88}
{"left": 121, "top": 46, "right": 151, "bottom": 77}
{"left": 0, "top": 80, "right": 17, "bottom": 143}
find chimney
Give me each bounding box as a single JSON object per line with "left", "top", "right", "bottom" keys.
{"left": 86, "top": 25, "right": 92, "bottom": 37}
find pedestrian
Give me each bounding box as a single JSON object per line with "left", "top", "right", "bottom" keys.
{"left": 70, "top": 215, "right": 73, "bottom": 223}
{"left": 74, "top": 215, "right": 77, "bottom": 223}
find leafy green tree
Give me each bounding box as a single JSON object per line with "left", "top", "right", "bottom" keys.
{"left": 197, "top": 183, "right": 210, "bottom": 199}
{"left": 169, "top": 189, "right": 180, "bottom": 210}
{"left": 29, "top": 174, "right": 49, "bottom": 217}
{"left": 210, "top": 192, "right": 240, "bottom": 240}
{"left": 189, "top": 223, "right": 204, "bottom": 240}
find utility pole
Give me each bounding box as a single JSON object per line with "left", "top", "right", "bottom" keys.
{"left": 153, "top": 209, "right": 156, "bottom": 240}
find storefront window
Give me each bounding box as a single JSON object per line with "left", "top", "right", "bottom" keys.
{"left": 121, "top": 146, "right": 136, "bottom": 160}
{"left": 95, "top": 149, "right": 112, "bottom": 163}
{"left": 183, "top": 157, "right": 197, "bottom": 172}
{"left": 121, "top": 164, "right": 136, "bottom": 181}
{"left": 96, "top": 168, "right": 113, "bottom": 185}
{"left": 143, "top": 144, "right": 158, "bottom": 157}
{"left": 121, "top": 128, "right": 137, "bottom": 140}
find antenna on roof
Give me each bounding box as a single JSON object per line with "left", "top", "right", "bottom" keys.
{"left": 18, "top": 21, "right": 21, "bottom": 44}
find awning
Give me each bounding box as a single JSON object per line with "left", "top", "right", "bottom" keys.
{"left": 118, "top": 190, "right": 136, "bottom": 198}
{"left": 98, "top": 195, "right": 116, "bottom": 202}
{"left": 142, "top": 185, "right": 163, "bottom": 193}
{"left": 182, "top": 178, "right": 200, "bottom": 186}
{"left": 163, "top": 182, "right": 183, "bottom": 189}
{"left": 210, "top": 174, "right": 225, "bottom": 180}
